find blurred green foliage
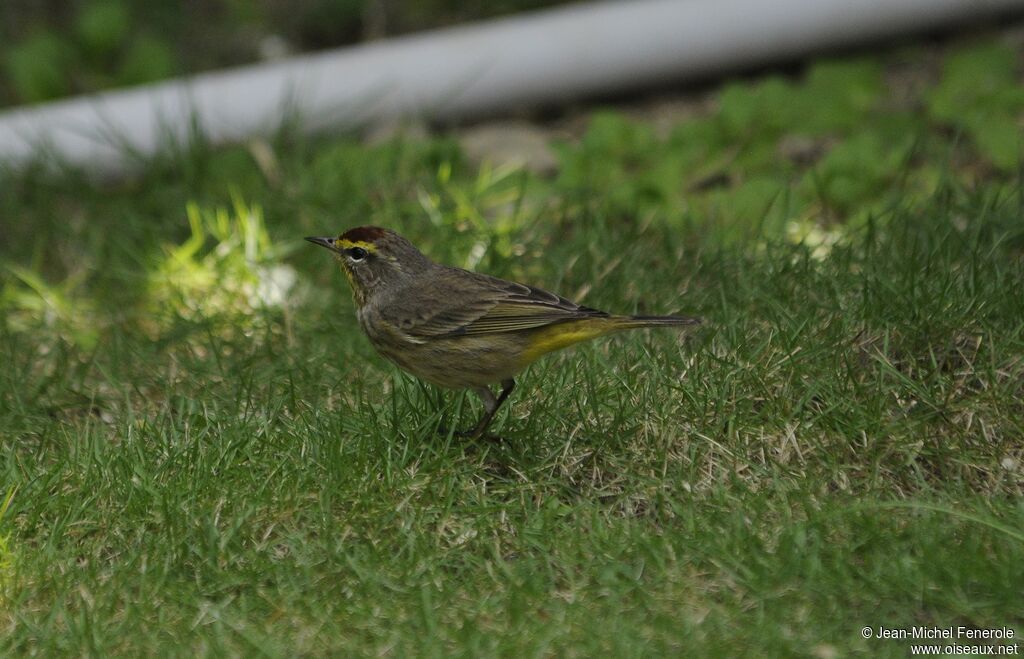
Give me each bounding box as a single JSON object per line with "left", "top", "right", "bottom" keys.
{"left": 0, "top": 0, "right": 573, "bottom": 107}
{"left": 4, "top": 32, "right": 74, "bottom": 102}
{"left": 75, "top": 0, "right": 130, "bottom": 58}
{"left": 927, "top": 42, "right": 1024, "bottom": 170}
{"left": 2, "top": 3, "right": 1020, "bottom": 187}
{"left": 2, "top": 0, "right": 178, "bottom": 104}
{"left": 117, "top": 35, "right": 176, "bottom": 87}
{"left": 557, "top": 57, "right": 913, "bottom": 240}
{"left": 557, "top": 42, "right": 1021, "bottom": 242}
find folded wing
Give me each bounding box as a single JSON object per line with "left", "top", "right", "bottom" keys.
{"left": 384, "top": 268, "right": 608, "bottom": 338}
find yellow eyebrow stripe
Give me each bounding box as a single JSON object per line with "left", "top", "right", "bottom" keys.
{"left": 336, "top": 239, "right": 378, "bottom": 252}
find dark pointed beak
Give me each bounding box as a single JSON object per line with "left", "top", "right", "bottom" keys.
{"left": 305, "top": 236, "right": 339, "bottom": 252}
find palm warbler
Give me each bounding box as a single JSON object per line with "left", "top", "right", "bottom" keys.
{"left": 307, "top": 227, "right": 699, "bottom": 438}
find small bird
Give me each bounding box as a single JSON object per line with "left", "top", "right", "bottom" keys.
{"left": 307, "top": 227, "right": 699, "bottom": 439}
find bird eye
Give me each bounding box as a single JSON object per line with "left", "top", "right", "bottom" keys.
{"left": 349, "top": 247, "right": 368, "bottom": 261}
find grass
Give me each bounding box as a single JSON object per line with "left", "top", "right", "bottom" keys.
{"left": 1, "top": 32, "right": 1023, "bottom": 656}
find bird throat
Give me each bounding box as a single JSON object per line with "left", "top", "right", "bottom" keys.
{"left": 339, "top": 263, "right": 368, "bottom": 306}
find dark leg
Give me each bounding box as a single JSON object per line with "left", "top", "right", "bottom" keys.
{"left": 459, "top": 378, "right": 515, "bottom": 440}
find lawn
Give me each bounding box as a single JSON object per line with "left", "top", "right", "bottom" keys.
{"left": 1, "top": 31, "right": 1023, "bottom": 656}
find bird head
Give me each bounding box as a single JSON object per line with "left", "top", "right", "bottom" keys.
{"left": 306, "top": 226, "right": 431, "bottom": 306}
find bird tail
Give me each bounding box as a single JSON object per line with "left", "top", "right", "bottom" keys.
{"left": 519, "top": 314, "right": 701, "bottom": 362}
{"left": 612, "top": 315, "right": 702, "bottom": 330}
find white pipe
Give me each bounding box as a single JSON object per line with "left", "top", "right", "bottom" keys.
{"left": 0, "top": 0, "right": 1020, "bottom": 173}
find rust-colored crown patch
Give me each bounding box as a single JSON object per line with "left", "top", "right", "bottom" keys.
{"left": 339, "top": 226, "right": 389, "bottom": 244}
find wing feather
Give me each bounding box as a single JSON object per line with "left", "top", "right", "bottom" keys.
{"left": 383, "top": 268, "right": 607, "bottom": 338}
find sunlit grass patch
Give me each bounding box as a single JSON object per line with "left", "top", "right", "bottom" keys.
{"left": 1, "top": 264, "right": 100, "bottom": 350}
{"left": 785, "top": 217, "right": 846, "bottom": 260}
{"left": 144, "top": 195, "right": 297, "bottom": 337}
